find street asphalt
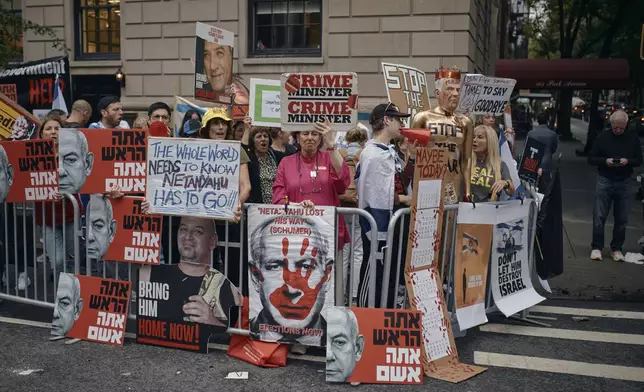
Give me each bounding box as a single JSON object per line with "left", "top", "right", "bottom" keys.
{"left": 1, "top": 298, "right": 643, "bottom": 392}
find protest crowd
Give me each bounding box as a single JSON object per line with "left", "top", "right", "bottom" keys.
{"left": 2, "top": 20, "right": 640, "bottom": 388}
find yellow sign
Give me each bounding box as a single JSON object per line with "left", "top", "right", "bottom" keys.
{"left": 0, "top": 93, "right": 39, "bottom": 140}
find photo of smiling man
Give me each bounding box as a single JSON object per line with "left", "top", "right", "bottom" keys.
{"left": 194, "top": 22, "right": 235, "bottom": 105}
{"left": 248, "top": 205, "right": 336, "bottom": 347}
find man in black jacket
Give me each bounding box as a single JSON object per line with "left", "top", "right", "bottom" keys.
{"left": 588, "top": 110, "right": 642, "bottom": 262}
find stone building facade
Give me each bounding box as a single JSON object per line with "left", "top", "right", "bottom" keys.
{"left": 21, "top": 0, "right": 504, "bottom": 115}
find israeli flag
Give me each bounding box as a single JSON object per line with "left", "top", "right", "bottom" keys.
{"left": 52, "top": 74, "right": 68, "bottom": 114}
{"left": 499, "top": 129, "right": 523, "bottom": 200}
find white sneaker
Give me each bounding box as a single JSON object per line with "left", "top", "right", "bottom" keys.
{"left": 17, "top": 272, "right": 31, "bottom": 290}
{"left": 612, "top": 251, "right": 625, "bottom": 262}
{"left": 590, "top": 249, "right": 602, "bottom": 261}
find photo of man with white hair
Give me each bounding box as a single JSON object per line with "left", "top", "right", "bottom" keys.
{"left": 0, "top": 144, "right": 14, "bottom": 204}
{"left": 588, "top": 109, "right": 642, "bottom": 262}
{"left": 326, "top": 307, "right": 365, "bottom": 383}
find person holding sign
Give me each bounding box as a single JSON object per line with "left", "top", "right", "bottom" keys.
{"left": 272, "top": 119, "right": 351, "bottom": 247}
{"left": 411, "top": 67, "right": 474, "bottom": 203}
{"left": 246, "top": 127, "right": 282, "bottom": 204}
{"left": 199, "top": 107, "right": 249, "bottom": 290}
{"left": 469, "top": 125, "right": 515, "bottom": 202}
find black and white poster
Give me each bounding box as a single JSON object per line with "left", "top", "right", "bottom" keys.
{"left": 518, "top": 137, "right": 546, "bottom": 184}
{"left": 491, "top": 201, "right": 544, "bottom": 317}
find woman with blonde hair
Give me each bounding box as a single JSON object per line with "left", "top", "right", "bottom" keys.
{"left": 470, "top": 125, "right": 515, "bottom": 202}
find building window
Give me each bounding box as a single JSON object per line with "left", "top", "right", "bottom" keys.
{"left": 1, "top": 0, "right": 24, "bottom": 63}
{"left": 249, "top": 0, "right": 321, "bottom": 57}
{"left": 75, "top": 0, "right": 120, "bottom": 59}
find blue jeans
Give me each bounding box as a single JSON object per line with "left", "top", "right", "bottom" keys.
{"left": 592, "top": 176, "right": 631, "bottom": 252}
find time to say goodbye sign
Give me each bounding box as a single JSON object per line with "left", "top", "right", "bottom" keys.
{"left": 280, "top": 72, "right": 359, "bottom": 132}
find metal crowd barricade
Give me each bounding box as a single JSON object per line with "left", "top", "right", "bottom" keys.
{"left": 0, "top": 194, "right": 82, "bottom": 310}
{"left": 381, "top": 198, "right": 542, "bottom": 325}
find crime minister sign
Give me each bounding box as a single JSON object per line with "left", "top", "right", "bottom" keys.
{"left": 280, "top": 72, "right": 358, "bottom": 132}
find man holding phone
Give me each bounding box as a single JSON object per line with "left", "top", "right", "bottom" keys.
{"left": 588, "top": 110, "right": 642, "bottom": 262}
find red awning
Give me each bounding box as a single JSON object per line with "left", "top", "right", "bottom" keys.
{"left": 495, "top": 59, "right": 630, "bottom": 89}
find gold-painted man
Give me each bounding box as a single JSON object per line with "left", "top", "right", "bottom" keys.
{"left": 411, "top": 67, "right": 473, "bottom": 204}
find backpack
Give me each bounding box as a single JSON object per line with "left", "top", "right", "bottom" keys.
{"left": 338, "top": 148, "right": 361, "bottom": 207}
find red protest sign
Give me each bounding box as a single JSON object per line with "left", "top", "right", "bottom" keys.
{"left": 95, "top": 196, "right": 163, "bottom": 265}
{"left": 0, "top": 139, "right": 57, "bottom": 203}
{"left": 51, "top": 274, "right": 131, "bottom": 346}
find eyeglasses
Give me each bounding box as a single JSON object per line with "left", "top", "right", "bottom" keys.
{"left": 297, "top": 153, "right": 321, "bottom": 195}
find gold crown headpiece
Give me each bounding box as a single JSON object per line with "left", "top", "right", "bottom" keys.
{"left": 435, "top": 66, "right": 461, "bottom": 81}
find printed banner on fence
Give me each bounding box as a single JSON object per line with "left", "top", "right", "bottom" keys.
{"left": 456, "top": 74, "right": 516, "bottom": 115}
{"left": 137, "top": 264, "right": 241, "bottom": 353}
{"left": 145, "top": 137, "right": 241, "bottom": 219}
{"left": 0, "top": 56, "right": 71, "bottom": 114}
{"left": 249, "top": 78, "right": 281, "bottom": 127}
{"left": 454, "top": 203, "right": 494, "bottom": 330}
{"left": 0, "top": 92, "right": 40, "bottom": 140}
{"left": 280, "top": 72, "right": 358, "bottom": 132}
{"left": 0, "top": 139, "right": 57, "bottom": 203}
{"left": 51, "top": 273, "right": 131, "bottom": 346}
{"left": 194, "top": 22, "right": 235, "bottom": 105}
{"left": 406, "top": 267, "right": 487, "bottom": 383}
{"left": 491, "top": 201, "right": 545, "bottom": 317}
{"left": 518, "top": 137, "right": 546, "bottom": 184}
{"left": 326, "top": 307, "right": 423, "bottom": 385}
{"left": 381, "top": 63, "right": 431, "bottom": 128}
{"left": 247, "top": 204, "right": 336, "bottom": 346}
{"left": 96, "top": 196, "right": 163, "bottom": 265}
{"left": 57, "top": 128, "right": 147, "bottom": 195}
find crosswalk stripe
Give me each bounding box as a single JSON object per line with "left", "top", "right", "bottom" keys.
{"left": 474, "top": 351, "right": 644, "bottom": 382}
{"left": 479, "top": 323, "right": 644, "bottom": 345}
{"left": 531, "top": 305, "right": 644, "bottom": 320}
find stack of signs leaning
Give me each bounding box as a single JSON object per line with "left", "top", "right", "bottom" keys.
{"left": 247, "top": 204, "right": 336, "bottom": 347}
{"left": 403, "top": 148, "right": 487, "bottom": 383}
{"left": 280, "top": 72, "right": 358, "bottom": 132}
{"left": 326, "top": 307, "right": 423, "bottom": 385}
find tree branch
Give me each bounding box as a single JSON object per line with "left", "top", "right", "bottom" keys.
{"left": 558, "top": 0, "right": 565, "bottom": 55}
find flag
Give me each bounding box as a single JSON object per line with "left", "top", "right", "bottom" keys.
{"left": 499, "top": 130, "right": 523, "bottom": 200}
{"left": 52, "top": 74, "right": 68, "bottom": 114}
{"left": 173, "top": 96, "right": 207, "bottom": 137}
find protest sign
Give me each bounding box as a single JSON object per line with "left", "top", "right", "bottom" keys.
{"left": 0, "top": 92, "right": 40, "bottom": 140}
{"left": 249, "top": 78, "right": 281, "bottom": 127}
{"left": 326, "top": 307, "right": 423, "bottom": 385}
{"left": 247, "top": 204, "right": 335, "bottom": 347}
{"left": 51, "top": 273, "right": 130, "bottom": 346}
{"left": 454, "top": 203, "right": 494, "bottom": 330}
{"left": 406, "top": 267, "right": 487, "bottom": 383}
{"left": 194, "top": 22, "right": 235, "bottom": 105}
{"left": 137, "top": 264, "right": 241, "bottom": 353}
{"left": 0, "top": 56, "right": 71, "bottom": 114}
{"left": 518, "top": 137, "right": 546, "bottom": 184}
{"left": 491, "top": 200, "right": 544, "bottom": 317}
{"left": 145, "top": 137, "right": 241, "bottom": 220}
{"left": 456, "top": 74, "right": 516, "bottom": 115}
{"left": 381, "top": 63, "right": 431, "bottom": 128}
{"left": 280, "top": 72, "right": 358, "bottom": 132}
{"left": 0, "top": 139, "right": 57, "bottom": 203}
{"left": 98, "top": 196, "right": 163, "bottom": 265}
{"left": 173, "top": 96, "right": 207, "bottom": 137}
{"left": 58, "top": 129, "right": 147, "bottom": 195}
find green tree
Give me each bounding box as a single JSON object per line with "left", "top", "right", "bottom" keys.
{"left": 0, "top": 0, "right": 68, "bottom": 67}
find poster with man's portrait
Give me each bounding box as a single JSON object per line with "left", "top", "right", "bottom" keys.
{"left": 51, "top": 273, "right": 131, "bottom": 346}
{"left": 247, "top": 204, "right": 336, "bottom": 347}
{"left": 326, "top": 307, "right": 423, "bottom": 385}
{"left": 97, "top": 196, "right": 163, "bottom": 265}
{"left": 0, "top": 139, "right": 58, "bottom": 203}
{"left": 194, "top": 22, "right": 235, "bottom": 105}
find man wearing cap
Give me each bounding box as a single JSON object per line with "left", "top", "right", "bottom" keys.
{"left": 411, "top": 67, "right": 473, "bottom": 203}
{"left": 355, "top": 103, "right": 413, "bottom": 308}
{"left": 88, "top": 95, "right": 130, "bottom": 129}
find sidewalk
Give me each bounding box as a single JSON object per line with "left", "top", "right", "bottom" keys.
{"left": 529, "top": 120, "right": 644, "bottom": 301}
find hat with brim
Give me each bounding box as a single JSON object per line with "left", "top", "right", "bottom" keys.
{"left": 200, "top": 107, "right": 233, "bottom": 133}
{"left": 369, "top": 103, "right": 411, "bottom": 124}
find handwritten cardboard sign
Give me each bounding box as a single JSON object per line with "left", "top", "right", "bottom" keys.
{"left": 382, "top": 63, "right": 431, "bottom": 128}
{"left": 280, "top": 72, "right": 358, "bottom": 132}
{"left": 456, "top": 74, "right": 516, "bottom": 116}
{"left": 249, "top": 78, "right": 281, "bottom": 127}
{"left": 145, "top": 137, "right": 240, "bottom": 220}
